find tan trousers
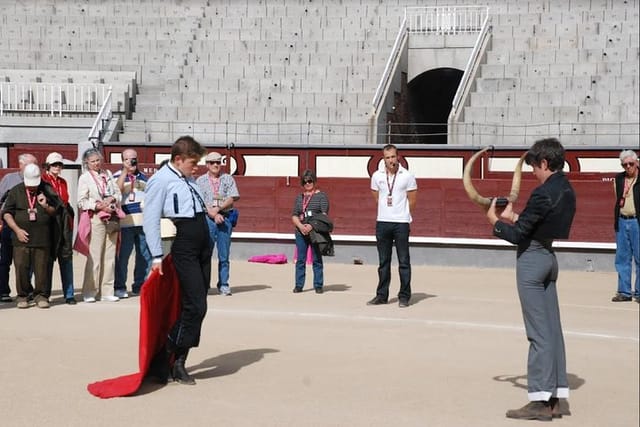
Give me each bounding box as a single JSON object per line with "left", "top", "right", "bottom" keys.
{"left": 82, "top": 216, "right": 118, "bottom": 299}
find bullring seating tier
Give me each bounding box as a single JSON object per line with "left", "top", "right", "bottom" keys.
{"left": 0, "top": 0, "right": 637, "bottom": 145}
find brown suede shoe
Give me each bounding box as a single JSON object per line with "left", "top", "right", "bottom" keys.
{"left": 549, "top": 397, "right": 571, "bottom": 418}
{"left": 505, "top": 401, "right": 552, "bottom": 421}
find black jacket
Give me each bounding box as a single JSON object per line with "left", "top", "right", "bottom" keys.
{"left": 493, "top": 172, "right": 576, "bottom": 253}
{"left": 306, "top": 213, "right": 334, "bottom": 256}
{"left": 614, "top": 171, "right": 640, "bottom": 232}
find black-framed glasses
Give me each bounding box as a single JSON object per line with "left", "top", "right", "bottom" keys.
{"left": 622, "top": 162, "right": 637, "bottom": 167}
{"left": 303, "top": 179, "right": 314, "bottom": 184}
{"left": 50, "top": 162, "right": 63, "bottom": 167}
{"left": 207, "top": 160, "right": 221, "bottom": 165}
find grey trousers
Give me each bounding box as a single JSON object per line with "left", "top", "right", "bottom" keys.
{"left": 516, "top": 241, "right": 569, "bottom": 401}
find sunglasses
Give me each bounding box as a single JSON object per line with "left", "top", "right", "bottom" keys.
{"left": 622, "top": 162, "right": 637, "bottom": 167}
{"left": 206, "top": 160, "right": 221, "bottom": 165}
{"left": 303, "top": 179, "right": 314, "bottom": 184}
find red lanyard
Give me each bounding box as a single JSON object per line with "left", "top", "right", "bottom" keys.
{"left": 386, "top": 171, "right": 397, "bottom": 195}
{"left": 47, "top": 173, "right": 62, "bottom": 196}
{"left": 26, "top": 189, "right": 37, "bottom": 210}
{"left": 89, "top": 170, "right": 108, "bottom": 198}
{"left": 302, "top": 193, "right": 314, "bottom": 211}
{"left": 208, "top": 174, "right": 221, "bottom": 196}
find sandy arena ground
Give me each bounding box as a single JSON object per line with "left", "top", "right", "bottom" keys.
{"left": 0, "top": 259, "right": 638, "bottom": 427}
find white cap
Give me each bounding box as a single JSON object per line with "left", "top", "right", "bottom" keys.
{"left": 23, "top": 164, "right": 41, "bottom": 187}
{"left": 45, "top": 152, "right": 64, "bottom": 165}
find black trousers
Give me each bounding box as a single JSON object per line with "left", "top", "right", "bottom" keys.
{"left": 168, "top": 213, "right": 212, "bottom": 350}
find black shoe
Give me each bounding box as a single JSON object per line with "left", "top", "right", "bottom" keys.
{"left": 398, "top": 299, "right": 410, "bottom": 308}
{"left": 611, "top": 293, "right": 632, "bottom": 302}
{"left": 293, "top": 287, "right": 303, "bottom": 293}
{"left": 172, "top": 350, "right": 196, "bottom": 385}
{"left": 506, "top": 401, "right": 552, "bottom": 421}
{"left": 65, "top": 297, "right": 77, "bottom": 305}
{"left": 367, "top": 296, "right": 387, "bottom": 305}
{"left": 315, "top": 288, "right": 323, "bottom": 294}
{"left": 0, "top": 294, "right": 12, "bottom": 303}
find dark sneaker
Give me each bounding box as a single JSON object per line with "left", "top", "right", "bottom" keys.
{"left": 367, "top": 296, "right": 388, "bottom": 305}
{"left": 0, "top": 294, "right": 12, "bottom": 303}
{"left": 315, "top": 288, "right": 323, "bottom": 294}
{"left": 65, "top": 297, "right": 77, "bottom": 305}
{"left": 506, "top": 401, "right": 552, "bottom": 421}
{"left": 292, "top": 287, "right": 303, "bottom": 293}
{"left": 611, "top": 293, "right": 632, "bottom": 302}
{"left": 398, "top": 299, "right": 410, "bottom": 308}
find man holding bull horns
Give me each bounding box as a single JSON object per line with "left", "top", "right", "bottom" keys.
{"left": 465, "top": 138, "right": 576, "bottom": 421}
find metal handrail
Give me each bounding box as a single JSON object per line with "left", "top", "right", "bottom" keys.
{"left": 448, "top": 11, "right": 492, "bottom": 127}
{"left": 370, "top": 16, "right": 407, "bottom": 115}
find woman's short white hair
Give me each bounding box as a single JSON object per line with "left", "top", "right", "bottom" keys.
{"left": 619, "top": 150, "right": 638, "bottom": 162}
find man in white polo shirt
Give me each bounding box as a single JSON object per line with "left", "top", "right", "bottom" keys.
{"left": 368, "top": 144, "right": 418, "bottom": 308}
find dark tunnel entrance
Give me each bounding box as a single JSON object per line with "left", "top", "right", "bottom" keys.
{"left": 405, "top": 67, "right": 463, "bottom": 144}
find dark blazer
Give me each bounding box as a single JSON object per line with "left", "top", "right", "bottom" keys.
{"left": 613, "top": 171, "right": 640, "bottom": 232}
{"left": 493, "top": 172, "right": 576, "bottom": 250}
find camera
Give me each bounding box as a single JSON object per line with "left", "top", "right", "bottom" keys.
{"left": 130, "top": 158, "right": 138, "bottom": 166}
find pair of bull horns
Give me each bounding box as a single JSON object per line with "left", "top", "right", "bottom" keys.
{"left": 463, "top": 146, "right": 526, "bottom": 209}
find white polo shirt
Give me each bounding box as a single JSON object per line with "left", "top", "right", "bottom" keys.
{"left": 370, "top": 165, "right": 417, "bottom": 223}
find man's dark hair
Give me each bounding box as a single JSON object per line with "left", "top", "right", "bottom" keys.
{"left": 382, "top": 144, "right": 397, "bottom": 153}
{"left": 524, "top": 138, "right": 566, "bottom": 172}
{"left": 171, "top": 136, "right": 206, "bottom": 161}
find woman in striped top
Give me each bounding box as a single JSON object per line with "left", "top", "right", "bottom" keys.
{"left": 291, "top": 169, "right": 330, "bottom": 294}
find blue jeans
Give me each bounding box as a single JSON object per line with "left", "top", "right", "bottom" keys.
{"left": 375, "top": 221, "right": 411, "bottom": 301}
{"left": 615, "top": 218, "right": 640, "bottom": 298}
{"left": 115, "top": 226, "right": 152, "bottom": 293}
{"left": 47, "top": 256, "right": 75, "bottom": 299}
{"left": 294, "top": 231, "right": 323, "bottom": 289}
{"left": 0, "top": 225, "right": 13, "bottom": 296}
{"left": 207, "top": 216, "right": 233, "bottom": 288}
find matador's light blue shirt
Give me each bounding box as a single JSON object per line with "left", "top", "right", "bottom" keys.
{"left": 143, "top": 162, "right": 205, "bottom": 258}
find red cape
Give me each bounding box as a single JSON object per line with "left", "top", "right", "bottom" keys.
{"left": 87, "top": 256, "right": 181, "bottom": 398}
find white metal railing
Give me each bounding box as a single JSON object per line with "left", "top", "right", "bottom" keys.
{"left": 88, "top": 88, "right": 113, "bottom": 142}
{"left": 448, "top": 10, "right": 492, "bottom": 131}
{"left": 0, "top": 82, "right": 110, "bottom": 116}
{"left": 405, "top": 6, "right": 489, "bottom": 35}
{"left": 117, "top": 120, "right": 640, "bottom": 146}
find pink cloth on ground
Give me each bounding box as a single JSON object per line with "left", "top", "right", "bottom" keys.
{"left": 247, "top": 254, "right": 288, "bottom": 264}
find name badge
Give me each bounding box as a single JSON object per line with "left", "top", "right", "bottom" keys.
{"left": 387, "top": 196, "right": 393, "bottom": 207}
{"left": 28, "top": 208, "right": 37, "bottom": 222}
{"left": 129, "top": 190, "right": 135, "bottom": 202}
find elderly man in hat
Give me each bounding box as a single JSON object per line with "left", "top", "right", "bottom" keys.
{"left": 196, "top": 151, "right": 240, "bottom": 296}
{"left": 2, "top": 164, "right": 61, "bottom": 308}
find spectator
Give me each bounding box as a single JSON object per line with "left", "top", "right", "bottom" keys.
{"left": 195, "top": 151, "right": 240, "bottom": 296}
{"left": 290, "top": 169, "right": 330, "bottom": 294}
{"left": 486, "top": 138, "right": 576, "bottom": 421}
{"left": 367, "top": 144, "right": 417, "bottom": 308}
{"left": 2, "top": 164, "right": 61, "bottom": 308}
{"left": 41, "top": 152, "right": 77, "bottom": 304}
{"left": 113, "top": 148, "right": 151, "bottom": 298}
{"left": 0, "top": 153, "right": 37, "bottom": 302}
{"left": 77, "top": 148, "right": 122, "bottom": 303}
{"left": 611, "top": 149, "right": 639, "bottom": 302}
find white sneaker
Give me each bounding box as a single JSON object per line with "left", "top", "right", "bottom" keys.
{"left": 101, "top": 295, "right": 120, "bottom": 302}
{"left": 115, "top": 290, "right": 129, "bottom": 299}
{"left": 83, "top": 297, "right": 96, "bottom": 303}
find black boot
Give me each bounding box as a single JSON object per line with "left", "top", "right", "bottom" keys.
{"left": 146, "top": 345, "right": 171, "bottom": 384}
{"left": 172, "top": 349, "right": 196, "bottom": 385}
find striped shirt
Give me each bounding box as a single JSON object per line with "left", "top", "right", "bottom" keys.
{"left": 292, "top": 191, "right": 330, "bottom": 220}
